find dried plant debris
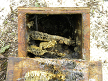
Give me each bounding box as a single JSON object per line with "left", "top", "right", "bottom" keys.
{"left": 0, "top": 5, "right": 18, "bottom": 81}
{"left": 0, "top": 58, "right": 8, "bottom": 81}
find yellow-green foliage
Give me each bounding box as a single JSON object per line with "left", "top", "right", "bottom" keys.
{"left": 35, "top": 2, "right": 40, "bottom": 7}
{"left": 0, "top": 45, "right": 10, "bottom": 54}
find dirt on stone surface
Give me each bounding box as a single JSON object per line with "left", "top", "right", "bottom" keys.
{"left": 0, "top": 8, "right": 18, "bottom": 81}
{"left": 0, "top": 1, "right": 43, "bottom": 80}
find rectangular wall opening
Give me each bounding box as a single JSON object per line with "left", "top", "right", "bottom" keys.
{"left": 26, "top": 14, "right": 82, "bottom": 59}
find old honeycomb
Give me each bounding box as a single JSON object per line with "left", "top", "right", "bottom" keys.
{"left": 26, "top": 14, "right": 82, "bottom": 59}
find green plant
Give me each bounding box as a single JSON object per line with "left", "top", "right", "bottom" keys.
{"left": 0, "top": 40, "right": 5, "bottom": 47}
{"left": 35, "top": 2, "right": 40, "bottom": 7}
{"left": 92, "top": 10, "right": 94, "bottom": 13}
{"left": 11, "top": 18, "right": 14, "bottom": 20}
{"left": 1, "top": 31, "right": 4, "bottom": 35}
{"left": 11, "top": 32, "right": 15, "bottom": 35}
{"left": 0, "top": 45, "right": 10, "bottom": 54}
{"left": 4, "top": 21, "right": 7, "bottom": 24}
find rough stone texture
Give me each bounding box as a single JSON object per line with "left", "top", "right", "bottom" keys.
{"left": 0, "top": 0, "right": 108, "bottom": 81}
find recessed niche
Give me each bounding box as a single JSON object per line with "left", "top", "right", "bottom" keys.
{"left": 26, "top": 14, "right": 82, "bottom": 59}
{"left": 18, "top": 7, "right": 90, "bottom": 61}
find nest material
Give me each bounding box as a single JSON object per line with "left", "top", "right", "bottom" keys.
{"left": 24, "top": 71, "right": 65, "bottom": 81}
